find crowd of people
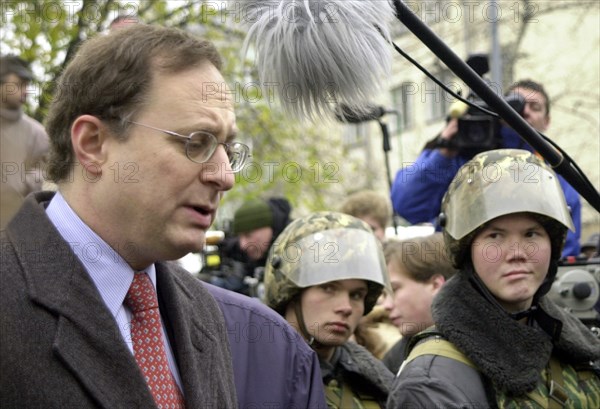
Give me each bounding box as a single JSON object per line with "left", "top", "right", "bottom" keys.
{"left": 1, "top": 21, "right": 599, "bottom": 409}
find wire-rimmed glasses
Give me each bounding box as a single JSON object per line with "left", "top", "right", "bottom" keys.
{"left": 127, "top": 121, "right": 250, "bottom": 173}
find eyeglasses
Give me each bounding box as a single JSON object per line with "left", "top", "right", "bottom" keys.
{"left": 127, "top": 121, "right": 250, "bottom": 173}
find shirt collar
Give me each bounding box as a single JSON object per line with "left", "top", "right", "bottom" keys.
{"left": 46, "top": 191, "right": 157, "bottom": 318}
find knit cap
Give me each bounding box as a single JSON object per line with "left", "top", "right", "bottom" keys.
{"left": 1, "top": 55, "right": 33, "bottom": 81}
{"left": 233, "top": 199, "right": 273, "bottom": 234}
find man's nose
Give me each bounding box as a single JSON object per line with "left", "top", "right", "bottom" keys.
{"left": 381, "top": 293, "right": 394, "bottom": 311}
{"left": 200, "top": 145, "right": 234, "bottom": 191}
{"left": 335, "top": 294, "right": 353, "bottom": 316}
{"left": 507, "top": 240, "right": 530, "bottom": 261}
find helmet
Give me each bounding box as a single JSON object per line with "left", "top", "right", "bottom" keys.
{"left": 439, "top": 149, "right": 574, "bottom": 268}
{"left": 264, "top": 211, "right": 391, "bottom": 315}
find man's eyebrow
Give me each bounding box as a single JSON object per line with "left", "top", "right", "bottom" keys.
{"left": 172, "top": 124, "right": 208, "bottom": 135}
{"left": 351, "top": 286, "right": 368, "bottom": 295}
{"left": 223, "top": 125, "right": 239, "bottom": 141}
{"left": 225, "top": 131, "right": 238, "bottom": 143}
{"left": 483, "top": 223, "right": 506, "bottom": 232}
{"left": 176, "top": 123, "right": 220, "bottom": 135}
{"left": 176, "top": 118, "right": 238, "bottom": 142}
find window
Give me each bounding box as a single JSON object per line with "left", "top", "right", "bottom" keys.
{"left": 424, "top": 70, "right": 454, "bottom": 123}
{"left": 341, "top": 123, "right": 368, "bottom": 148}
{"left": 390, "top": 82, "right": 416, "bottom": 134}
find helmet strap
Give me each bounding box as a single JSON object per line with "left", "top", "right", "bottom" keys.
{"left": 466, "top": 265, "right": 510, "bottom": 308}
{"left": 466, "top": 262, "right": 562, "bottom": 339}
{"left": 533, "top": 259, "right": 559, "bottom": 303}
{"left": 466, "top": 263, "right": 538, "bottom": 321}
{"left": 293, "top": 297, "right": 325, "bottom": 349}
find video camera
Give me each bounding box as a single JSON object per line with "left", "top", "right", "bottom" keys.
{"left": 438, "top": 54, "right": 526, "bottom": 153}
{"left": 548, "top": 257, "right": 600, "bottom": 335}
{"left": 197, "top": 229, "right": 265, "bottom": 298}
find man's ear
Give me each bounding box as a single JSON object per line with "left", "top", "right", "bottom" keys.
{"left": 70, "top": 115, "right": 110, "bottom": 177}
{"left": 430, "top": 274, "right": 446, "bottom": 293}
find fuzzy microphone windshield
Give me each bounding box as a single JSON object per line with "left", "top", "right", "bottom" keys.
{"left": 238, "top": 0, "right": 396, "bottom": 121}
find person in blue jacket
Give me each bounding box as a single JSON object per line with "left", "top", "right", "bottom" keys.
{"left": 205, "top": 283, "right": 327, "bottom": 409}
{"left": 391, "top": 79, "right": 581, "bottom": 257}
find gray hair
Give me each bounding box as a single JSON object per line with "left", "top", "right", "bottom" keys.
{"left": 240, "top": 0, "right": 395, "bottom": 120}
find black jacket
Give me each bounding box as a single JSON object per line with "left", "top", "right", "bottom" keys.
{"left": 382, "top": 335, "right": 411, "bottom": 375}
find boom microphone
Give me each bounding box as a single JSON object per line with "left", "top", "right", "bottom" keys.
{"left": 335, "top": 104, "right": 394, "bottom": 123}
{"left": 238, "top": 0, "right": 396, "bottom": 120}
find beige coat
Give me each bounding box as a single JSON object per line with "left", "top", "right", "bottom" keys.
{"left": 1, "top": 108, "right": 49, "bottom": 228}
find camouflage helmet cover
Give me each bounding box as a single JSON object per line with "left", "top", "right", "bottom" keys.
{"left": 264, "top": 211, "right": 391, "bottom": 315}
{"left": 440, "top": 149, "right": 574, "bottom": 267}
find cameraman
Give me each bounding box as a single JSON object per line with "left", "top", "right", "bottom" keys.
{"left": 391, "top": 79, "right": 581, "bottom": 257}
{"left": 205, "top": 197, "right": 292, "bottom": 295}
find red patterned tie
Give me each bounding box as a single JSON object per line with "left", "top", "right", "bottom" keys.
{"left": 126, "top": 272, "right": 185, "bottom": 409}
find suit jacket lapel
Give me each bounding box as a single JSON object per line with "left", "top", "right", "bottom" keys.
{"left": 7, "top": 193, "right": 156, "bottom": 409}
{"left": 156, "top": 263, "right": 222, "bottom": 408}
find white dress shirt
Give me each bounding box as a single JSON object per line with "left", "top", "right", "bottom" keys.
{"left": 46, "top": 192, "right": 183, "bottom": 390}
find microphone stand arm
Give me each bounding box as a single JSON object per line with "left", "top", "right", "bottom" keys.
{"left": 379, "top": 120, "right": 393, "bottom": 191}
{"left": 378, "top": 119, "right": 400, "bottom": 235}
{"left": 393, "top": 0, "right": 600, "bottom": 213}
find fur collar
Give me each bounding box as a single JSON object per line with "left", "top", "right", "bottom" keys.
{"left": 339, "top": 342, "right": 393, "bottom": 395}
{"left": 432, "top": 273, "right": 600, "bottom": 395}
{"left": 321, "top": 342, "right": 392, "bottom": 398}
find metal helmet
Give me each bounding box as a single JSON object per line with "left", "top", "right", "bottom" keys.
{"left": 439, "top": 149, "right": 574, "bottom": 268}
{"left": 264, "top": 211, "right": 391, "bottom": 315}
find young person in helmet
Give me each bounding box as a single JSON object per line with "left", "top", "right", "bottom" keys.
{"left": 391, "top": 79, "right": 582, "bottom": 258}
{"left": 388, "top": 149, "right": 600, "bottom": 409}
{"left": 264, "top": 211, "right": 394, "bottom": 409}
